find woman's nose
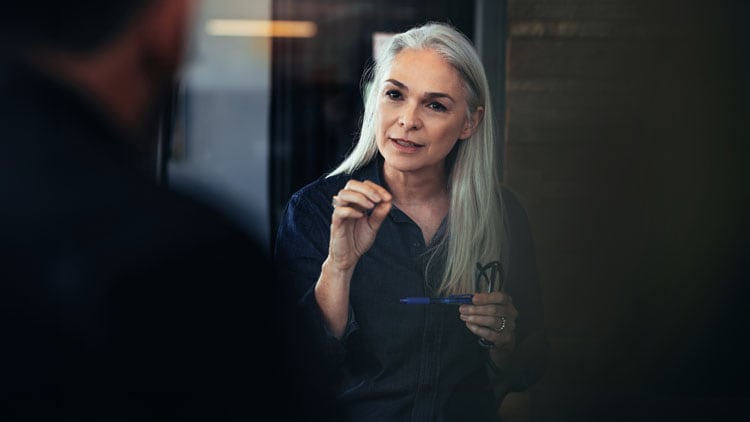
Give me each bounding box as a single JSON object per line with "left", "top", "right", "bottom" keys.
{"left": 398, "top": 104, "right": 421, "bottom": 130}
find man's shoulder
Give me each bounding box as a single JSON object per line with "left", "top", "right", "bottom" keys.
{"left": 123, "top": 184, "right": 270, "bottom": 273}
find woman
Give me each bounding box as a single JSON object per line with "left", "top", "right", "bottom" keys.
{"left": 274, "top": 22, "right": 548, "bottom": 421}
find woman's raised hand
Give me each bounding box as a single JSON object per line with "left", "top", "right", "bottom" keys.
{"left": 329, "top": 179, "right": 392, "bottom": 271}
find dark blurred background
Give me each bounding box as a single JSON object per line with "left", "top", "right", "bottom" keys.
{"left": 500, "top": 0, "right": 750, "bottom": 420}
{"left": 164, "top": 0, "right": 750, "bottom": 420}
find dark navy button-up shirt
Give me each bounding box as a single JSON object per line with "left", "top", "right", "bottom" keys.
{"left": 274, "top": 158, "right": 547, "bottom": 422}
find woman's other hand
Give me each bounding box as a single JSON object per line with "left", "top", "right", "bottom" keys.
{"left": 459, "top": 292, "right": 518, "bottom": 367}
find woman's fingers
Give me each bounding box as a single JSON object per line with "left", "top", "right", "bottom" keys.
{"left": 333, "top": 191, "right": 374, "bottom": 213}
{"left": 463, "top": 292, "right": 518, "bottom": 319}
{"left": 361, "top": 180, "right": 392, "bottom": 202}
{"left": 464, "top": 321, "right": 514, "bottom": 344}
{"left": 367, "top": 197, "right": 392, "bottom": 231}
{"left": 459, "top": 292, "right": 518, "bottom": 347}
{"left": 460, "top": 313, "right": 516, "bottom": 332}
{"left": 329, "top": 179, "right": 393, "bottom": 263}
{"left": 472, "top": 291, "right": 513, "bottom": 306}
{"left": 332, "top": 179, "right": 392, "bottom": 215}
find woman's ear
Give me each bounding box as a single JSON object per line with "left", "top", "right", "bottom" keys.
{"left": 459, "top": 106, "right": 485, "bottom": 140}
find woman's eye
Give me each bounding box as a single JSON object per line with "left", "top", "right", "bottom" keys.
{"left": 385, "top": 90, "right": 402, "bottom": 100}
{"left": 428, "top": 102, "right": 447, "bottom": 112}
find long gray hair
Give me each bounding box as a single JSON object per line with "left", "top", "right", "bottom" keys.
{"left": 328, "top": 22, "right": 504, "bottom": 295}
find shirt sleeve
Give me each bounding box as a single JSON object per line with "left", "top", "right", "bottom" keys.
{"left": 499, "top": 186, "right": 550, "bottom": 392}
{"left": 273, "top": 188, "right": 360, "bottom": 368}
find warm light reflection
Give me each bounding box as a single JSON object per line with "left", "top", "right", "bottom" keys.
{"left": 205, "top": 20, "right": 318, "bottom": 38}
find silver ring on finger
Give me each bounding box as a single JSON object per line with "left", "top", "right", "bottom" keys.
{"left": 493, "top": 316, "right": 507, "bottom": 333}
{"left": 332, "top": 196, "right": 338, "bottom": 208}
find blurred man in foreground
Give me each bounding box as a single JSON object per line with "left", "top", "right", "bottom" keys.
{"left": 0, "top": 1, "right": 338, "bottom": 420}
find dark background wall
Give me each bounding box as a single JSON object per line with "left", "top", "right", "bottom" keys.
{"left": 504, "top": 0, "right": 750, "bottom": 420}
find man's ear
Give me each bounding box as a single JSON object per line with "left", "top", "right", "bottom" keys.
{"left": 459, "top": 106, "right": 485, "bottom": 140}
{"left": 137, "top": 0, "right": 195, "bottom": 76}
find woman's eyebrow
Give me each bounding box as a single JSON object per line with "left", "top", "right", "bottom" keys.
{"left": 424, "top": 92, "right": 455, "bottom": 103}
{"left": 385, "top": 79, "right": 455, "bottom": 103}
{"left": 385, "top": 79, "right": 407, "bottom": 89}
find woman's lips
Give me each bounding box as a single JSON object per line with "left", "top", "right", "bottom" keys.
{"left": 390, "top": 137, "right": 423, "bottom": 151}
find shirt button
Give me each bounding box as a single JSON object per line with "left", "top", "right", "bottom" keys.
{"left": 413, "top": 242, "right": 420, "bottom": 247}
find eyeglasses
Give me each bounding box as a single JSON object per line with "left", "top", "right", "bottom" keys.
{"left": 475, "top": 260, "right": 503, "bottom": 349}
{"left": 475, "top": 261, "right": 502, "bottom": 293}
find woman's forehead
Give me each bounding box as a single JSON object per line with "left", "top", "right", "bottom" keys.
{"left": 383, "top": 48, "right": 465, "bottom": 96}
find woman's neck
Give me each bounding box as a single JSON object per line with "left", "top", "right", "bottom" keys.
{"left": 382, "top": 164, "right": 449, "bottom": 207}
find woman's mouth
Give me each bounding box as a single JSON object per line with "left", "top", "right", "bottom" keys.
{"left": 390, "top": 137, "right": 423, "bottom": 151}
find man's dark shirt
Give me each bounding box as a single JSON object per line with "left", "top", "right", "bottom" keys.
{"left": 0, "top": 58, "right": 339, "bottom": 421}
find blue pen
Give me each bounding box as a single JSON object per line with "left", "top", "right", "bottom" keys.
{"left": 399, "top": 294, "right": 474, "bottom": 305}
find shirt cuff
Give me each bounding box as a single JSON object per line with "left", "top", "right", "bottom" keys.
{"left": 322, "top": 306, "right": 359, "bottom": 343}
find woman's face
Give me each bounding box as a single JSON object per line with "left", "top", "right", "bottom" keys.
{"left": 375, "top": 48, "right": 480, "bottom": 176}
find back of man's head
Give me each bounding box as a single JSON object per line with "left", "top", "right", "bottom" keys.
{"left": 0, "top": 1, "right": 153, "bottom": 53}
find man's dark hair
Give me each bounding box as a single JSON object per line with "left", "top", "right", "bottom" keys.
{"left": 0, "top": 1, "right": 153, "bottom": 52}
